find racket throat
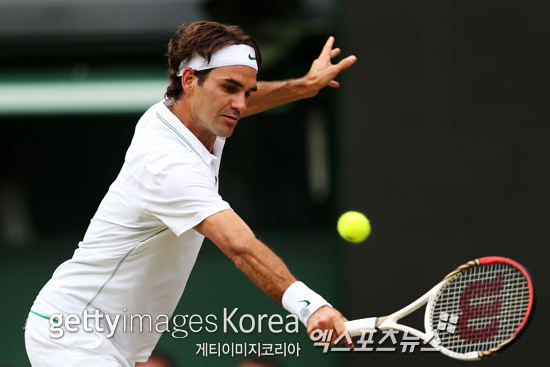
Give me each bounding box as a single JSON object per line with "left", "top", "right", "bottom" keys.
{"left": 344, "top": 317, "right": 382, "bottom": 337}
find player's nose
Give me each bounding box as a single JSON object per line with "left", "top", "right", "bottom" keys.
{"left": 230, "top": 93, "right": 247, "bottom": 112}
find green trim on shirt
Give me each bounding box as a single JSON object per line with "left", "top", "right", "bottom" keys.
{"left": 30, "top": 309, "right": 59, "bottom": 323}
{"left": 156, "top": 111, "right": 207, "bottom": 165}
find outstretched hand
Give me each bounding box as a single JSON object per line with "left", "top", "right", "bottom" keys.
{"left": 302, "top": 36, "right": 357, "bottom": 98}
{"left": 242, "top": 37, "right": 356, "bottom": 117}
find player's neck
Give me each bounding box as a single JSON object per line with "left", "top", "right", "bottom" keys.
{"left": 172, "top": 98, "right": 216, "bottom": 153}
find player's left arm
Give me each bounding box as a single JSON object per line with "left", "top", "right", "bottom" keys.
{"left": 242, "top": 36, "right": 357, "bottom": 117}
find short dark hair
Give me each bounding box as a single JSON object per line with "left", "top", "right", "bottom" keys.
{"left": 165, "top": 21, "right": 262, "bottom": 100}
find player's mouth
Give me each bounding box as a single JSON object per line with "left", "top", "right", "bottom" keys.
{"left": 221, "top": 114, "right": 239, "bottom": 124}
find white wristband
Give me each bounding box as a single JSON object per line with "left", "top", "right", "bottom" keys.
{"left": 282, "top": 281, "right": 332, "bottom": 327}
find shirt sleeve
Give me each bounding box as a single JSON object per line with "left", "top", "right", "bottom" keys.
{"left": 143, "top": 157, "right": 231, "bottom": 237}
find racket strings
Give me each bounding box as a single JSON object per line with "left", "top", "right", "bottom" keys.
{"left": 431, "top": 262, "right": 530, "bottom": 355}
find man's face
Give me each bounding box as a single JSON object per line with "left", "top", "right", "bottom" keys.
{"left": 187, "top": 65, "right": 257, "bottom": 141}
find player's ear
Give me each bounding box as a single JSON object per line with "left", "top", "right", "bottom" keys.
{"left": 180, "top": 68, "right": 196, "bottom": 94}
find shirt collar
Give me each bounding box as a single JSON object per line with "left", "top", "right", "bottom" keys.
{"left": 155, "top": 99, "right": 225, "bottom": 165}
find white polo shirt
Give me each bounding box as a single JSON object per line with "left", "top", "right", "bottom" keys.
{"left": 32, "top": 99, "right": 231, "bottom": 362}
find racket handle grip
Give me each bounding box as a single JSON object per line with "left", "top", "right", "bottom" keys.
{"left": 344, "top": 317, "right": 379, "bottom": 337}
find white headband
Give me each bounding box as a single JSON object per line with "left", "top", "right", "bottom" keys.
{"left": 176, "top": 44, "right": 258, "bottom": 76}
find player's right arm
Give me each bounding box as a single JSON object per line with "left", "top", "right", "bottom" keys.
{"left": 194, "top": 209, "right": 295, "bottom": 304}
{"left": 194, "top": 209, "right": 353, "bottom": 347}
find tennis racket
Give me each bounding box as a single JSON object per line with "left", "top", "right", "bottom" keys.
{"left": 344, "top": 256, "right": 534, "bottom": 360}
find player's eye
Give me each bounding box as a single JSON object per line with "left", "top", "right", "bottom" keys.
{"left": 223, "top": 85, "right": 236, "bottom": 93}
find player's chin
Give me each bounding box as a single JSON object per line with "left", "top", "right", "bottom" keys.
{"left": 217, "top": 125, "right": 237, "bottom": 138}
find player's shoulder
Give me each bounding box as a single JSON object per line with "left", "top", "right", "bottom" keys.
{"left": 131, "top": 101, "right": 200, "bottom": 157}
{"left": 130, "top": 136, "right": 203, "bottom": 176}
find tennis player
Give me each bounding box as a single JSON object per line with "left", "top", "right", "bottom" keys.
{"left": 25, "top": 21, "right": 356, "bottom": 366}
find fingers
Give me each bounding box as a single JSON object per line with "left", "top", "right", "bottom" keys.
{"left": 323, "top": 37, "right": 354, "bottom": 64}
{"left": 327, "top": 57, "right": 356, "bottom": 88}
{"left": 320, "top": 36, "right": 336, "bottom": 58}
{"left": 304, "top": 37, "right": 356, "bottom": 93}
{"left": 307, "top": 307, "right": 354, "bottom": 349}
{"left": 332, "top": 315, "right": 352, "bottom": 348}
{"left": 335, "top": 321, "right": 354, "bottom": 349}
{"left": 336, "top": 55, "right": 357, "bottom": 71}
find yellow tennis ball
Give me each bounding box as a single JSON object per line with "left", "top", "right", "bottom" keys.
{"left": 337, "top": 211, "right": 371, "bottom": 243}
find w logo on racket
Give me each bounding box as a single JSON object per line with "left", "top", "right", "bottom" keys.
{"left": 345, "top": 257, "right": 533, "bottom": 360}
{"left": 458, "top": 275, "right": 503, "bottom": 341}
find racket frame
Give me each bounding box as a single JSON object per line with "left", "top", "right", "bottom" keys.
{"left": 344, "top": 256, "right": 534, "bottom": 361}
